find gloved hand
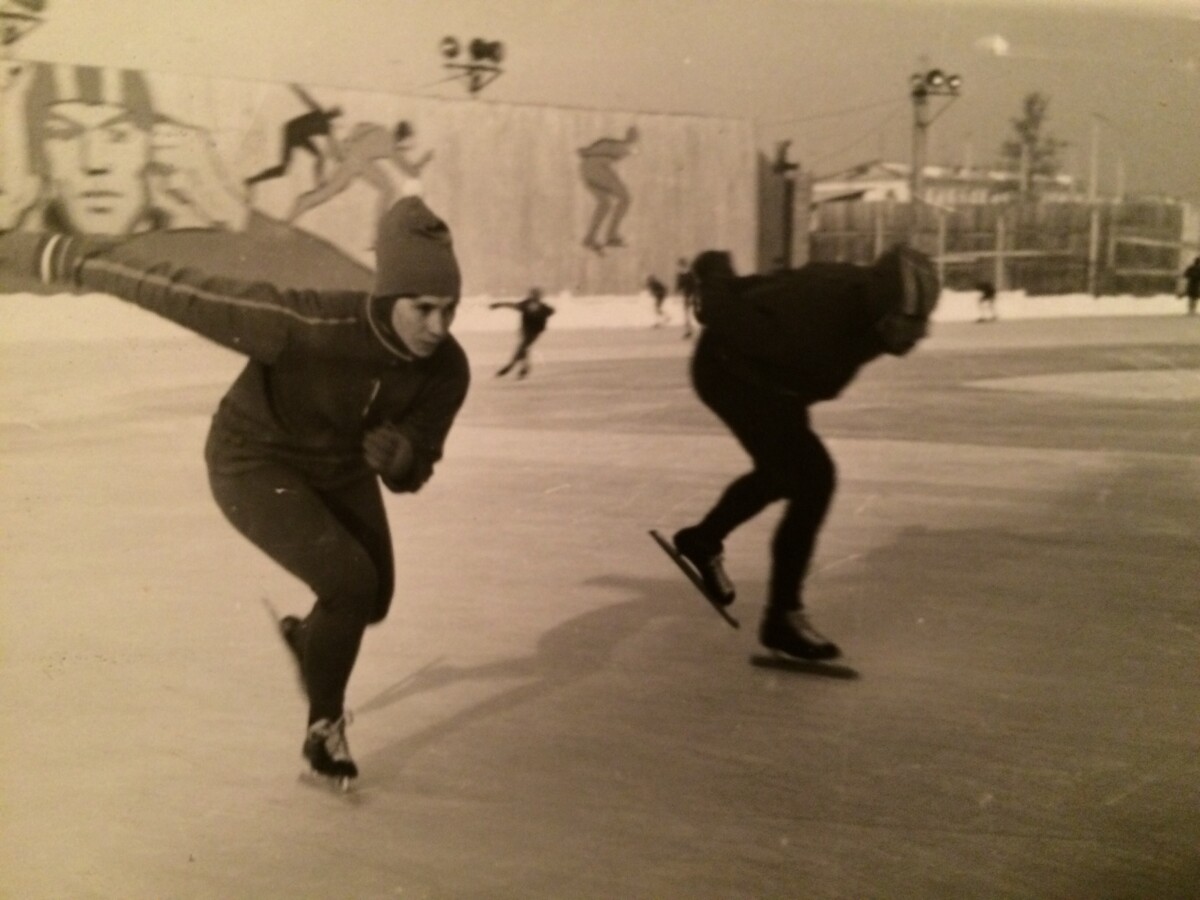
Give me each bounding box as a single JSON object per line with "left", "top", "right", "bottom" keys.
{"left": 363, "top": 422, "right": 416, "bottom": 483}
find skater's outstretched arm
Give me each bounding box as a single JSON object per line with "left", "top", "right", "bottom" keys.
{"left": 1, "top": 231, "right": 365, "bottom": 364}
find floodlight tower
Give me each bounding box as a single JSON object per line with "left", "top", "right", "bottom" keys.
{"left": 441, "top": 36, "right": 505, "bottom": 95}
{"left": 909, "top": 68, "right": 962, "bottom": 204}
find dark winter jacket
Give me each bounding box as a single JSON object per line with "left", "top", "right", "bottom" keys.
{"left": 43, "top": 237, "right": 469, "bottom": 492}
{"left": 696, "top": 248, "right": 935, "bottom": 404}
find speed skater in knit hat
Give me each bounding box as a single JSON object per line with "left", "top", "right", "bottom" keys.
{"left": 0, "top": 196, "right": 470, "bottom": 789}
{"left": 663, "top": 244, "right": 939, "bottom": 663}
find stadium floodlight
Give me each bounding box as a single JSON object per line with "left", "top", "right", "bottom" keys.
{"left": 908, "top": 67, "right": 963, "bottom": 204}
{"left": 442, "top": 35, "right": 505, "bottom": 95}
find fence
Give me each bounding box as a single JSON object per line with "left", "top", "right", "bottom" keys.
{"left": 805, "top": 198, "right": 1199, "bottom": 296}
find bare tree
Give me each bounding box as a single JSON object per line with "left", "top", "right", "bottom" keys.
{"left": 1000, "top": 92, "right": 1068, "bottom": 199}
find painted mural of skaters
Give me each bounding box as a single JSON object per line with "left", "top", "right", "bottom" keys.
{"left": 0, "top": 196, "right": 470, "bottom": 790}
{"left": 244, "top": 84, "right": 343, "bottom": 191}
{"left": 287, "top": 120, "right": 434, "bottom": 226}
{"left": 647, "top": 274, "right": 669, "bottom": 327}
{"left": 490, "top": 287, "right": 556, "bottom": 379}
{"left": 662, "top": 245, "right": 940, "bottom": 661}
{"left": 578, "top": 126, "right": 638, "bottom": 253}
{"left": 674, "top": 256, "right": 698, "bottom": 338}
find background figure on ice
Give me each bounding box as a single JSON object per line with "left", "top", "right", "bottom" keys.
{"left": 1182, "top": 255, "right": 1200, "bottom": 316}
{"left": 491, "top": 286, "right": 556, "bottom": 379}
{"left": 578, "top": 125, "right": 637, "bottom": 252}
{"left": 675, "top": 256, "right": 697, "bottom": 338}
{"left": 0, "top": 196, "right": 469, "bottom": 788}
{"left": 665, "top": 245, "right": 939, "bottom": 661}
{"left": 646, "top": 274, "right": 668, "bottom": 327}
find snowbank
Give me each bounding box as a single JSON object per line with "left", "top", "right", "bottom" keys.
{"left": 0, "top": 288, "right": 1191, "bottom": 344}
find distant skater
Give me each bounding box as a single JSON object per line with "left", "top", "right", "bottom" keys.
{"left": 1, "top": 197, "right": 469, "bottom": 789}
{"left": 647, "top": 274, "right": 668, "bottom": 327}
{"left": 491, "top": 287, "right": 556, "bottom": 379}
{"left": 664, "top": 245, "right": 939, "bottom": 660}
{"left": 1182, "top": 256, "right": 1200, "bottom": 316}
{"left": 675, "top": 256, "right": 697, "bottom": 338}
{"left": 975, "top": 279, "right": 998, "bottom": 322}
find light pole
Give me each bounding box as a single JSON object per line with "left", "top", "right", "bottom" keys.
{"left": 440, "top": 36, "right": 505, "bottom": 95}
{"left": 909, "top": 68, "right": 962, "bottom": 205}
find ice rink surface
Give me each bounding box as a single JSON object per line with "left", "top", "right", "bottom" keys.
{"left": 2, "top": 312, "right": 1198, "bottom": 899}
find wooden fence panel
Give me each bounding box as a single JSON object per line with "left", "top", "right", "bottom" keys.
{"left": 808, "top": 198, "right": 1195, "bottom": 296}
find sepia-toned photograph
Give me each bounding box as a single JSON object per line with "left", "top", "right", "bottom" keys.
{"left": 2, "top": 1, "right": 1197, "bottom": 896}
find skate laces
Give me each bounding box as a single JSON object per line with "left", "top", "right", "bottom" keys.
{"left": 312, "top": 712, "right": 354, "bottom": 762}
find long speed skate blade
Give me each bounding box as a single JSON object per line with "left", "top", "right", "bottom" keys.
{"left": 649, "top": 529, "right": 739, "bottom": 629}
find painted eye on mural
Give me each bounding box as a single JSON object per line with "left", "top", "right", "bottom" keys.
{"left": 42, "top": 117, "right": 84, "bottom": 141}
{"left": 106, "top": 123, "right": 135, "bottom": 144}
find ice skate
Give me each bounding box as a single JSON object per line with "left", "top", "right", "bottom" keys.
{"left": 672, "top": 527, "right": 736, "bottom": 607}
{"left": 759, "top": 609, "right": 841, "bottom": 661}
{"left": 302, "top": 715, "right": 358, "bottom": 791}
{"left": 649, "top": 528, "right": 739, "bottom": 628}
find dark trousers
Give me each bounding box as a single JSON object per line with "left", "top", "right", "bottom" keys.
{"left": 498, "top": 330, "right": 542, "bottom": 375}
{"left": 690, "top": 335, "right": 836, "bottom": 612}
{"left": 206, "top": 429, "right": 394, "bottom": 724}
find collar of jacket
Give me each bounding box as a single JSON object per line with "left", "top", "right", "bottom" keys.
{"left": 365, "top": 294, "right": 417, "bottom": 362}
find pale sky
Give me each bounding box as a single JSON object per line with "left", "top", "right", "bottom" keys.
{"left": 11, "top": 0, "right": 1200, "bottom": 201}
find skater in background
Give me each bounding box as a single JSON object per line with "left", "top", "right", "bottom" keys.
{"left": 0, "top": 196, "right": 469, "bottom": 787}
{"left": 491, "top": 287, "right": 556, "bottom": 378}
{"left": 647, "top": 274, "right": 668, "bottom": 327}
{"left": 665, "top": 245, "right": 939, "bottom": 660}
{"left": 1181, "top": 255, "right": 1200, "bottom": 316}
{"left": 674, "top": 256, "right": 697, "bottom": 338}
{"left": 975, "top": 279, "right": 998, "bottom": 322}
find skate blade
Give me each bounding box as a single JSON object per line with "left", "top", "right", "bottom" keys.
{"left": 750, "top": 653, "right": 860, "bottom": 680}
{"left": 648, "top": 529, "right": 739, "bottom": 629}
{"left": 298, "top": 769, "right": 361, "bottom": 798}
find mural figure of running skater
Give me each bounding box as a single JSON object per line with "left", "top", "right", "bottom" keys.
{"left": 244, "top": 84, "right": 343, "bottom": 190}
{"left": 578, "top": 125, "right": 638, "bottom": 253}
{"left": 286, "top": 120, "right": 434, "bottom": 226}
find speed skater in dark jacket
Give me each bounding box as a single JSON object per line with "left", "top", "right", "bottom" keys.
{"left": 490, "top": 287, "right": 556, "bottom": 378}
{"left": 668, "top": 245, "right": 939, "bottom": 660}
{"left": 0, "top": 197, "right": 470, "bottom": 786}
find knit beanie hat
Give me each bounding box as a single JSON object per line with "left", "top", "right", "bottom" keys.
{"left": 372, "top": 197, "right": 461, "bottom": 298}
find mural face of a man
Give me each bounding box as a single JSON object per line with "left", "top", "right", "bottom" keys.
{"left": 41, "top": 100, "right": 151, "bottom": 235}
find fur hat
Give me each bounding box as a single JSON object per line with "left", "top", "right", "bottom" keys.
{"left": 372, "top": 197, "right": 461, "bottom": 298}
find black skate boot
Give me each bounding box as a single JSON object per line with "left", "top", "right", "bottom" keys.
{"left": 302, "top": 715, "right": 358, "bottom": 788}
{"left": 759, "top": 609, "right": 841, "bottom": 661}
{"left": 672, "top": 527, "right": 736, "bottom": 607}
